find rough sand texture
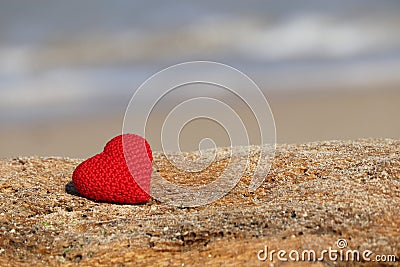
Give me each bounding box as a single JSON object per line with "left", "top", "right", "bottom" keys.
{"left": 0, "top": 139, "right": 399, "bottom": 266}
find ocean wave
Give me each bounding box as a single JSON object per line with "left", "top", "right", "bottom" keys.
{"left": 1, "top": 2, "right": 400, "bottom": 121}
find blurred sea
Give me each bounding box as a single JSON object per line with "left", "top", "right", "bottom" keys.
{"left": 1, "top": 0, "right": 400, "bottom": 124}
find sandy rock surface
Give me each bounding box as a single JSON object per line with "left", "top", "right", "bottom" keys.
{"left": 0, "top": 139, "right": 399, "bottom": 266}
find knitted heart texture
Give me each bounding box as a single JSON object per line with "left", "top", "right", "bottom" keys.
{"left": 72, "top": 134, "right": 153, "bottom": 204}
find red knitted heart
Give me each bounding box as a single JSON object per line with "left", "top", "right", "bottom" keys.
{"left": 72, "top": 134, "right": 153, "bottom": 204}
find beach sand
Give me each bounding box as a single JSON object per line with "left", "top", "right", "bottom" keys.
{"left": 0, "top": 139, "right": 399, "bottom": 266}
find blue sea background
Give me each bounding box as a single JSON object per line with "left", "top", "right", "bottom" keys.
{"left": 0, "top": 0, "right": 399, "bottom": 156}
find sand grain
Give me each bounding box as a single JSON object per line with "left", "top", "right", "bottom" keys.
{"left": 0, "top": 139, "right": 399, "bottom": 266}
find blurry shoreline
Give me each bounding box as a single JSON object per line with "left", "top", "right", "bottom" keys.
{"left": 1, "top": 88, "right": 399, "bottom": 158}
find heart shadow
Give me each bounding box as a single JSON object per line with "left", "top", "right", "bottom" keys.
{"left": 65, "top": 181, "right": 82, "bottom": 197}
